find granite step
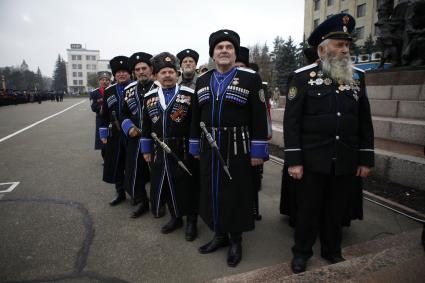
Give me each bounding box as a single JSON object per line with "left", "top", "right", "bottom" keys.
{"left": 366, "top": 84, "right": 425, "bottom": 101}
{"left": 373, "top": 116, "right": 425, "bottom": 146}
{"left": 209, "top": 228, "right": 424, "bottom": 283}
{"left": 369, "top": 99, "right": 425, "bottom": 120}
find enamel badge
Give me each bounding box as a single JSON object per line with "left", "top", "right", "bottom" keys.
{"left": 288, "top": 87, "right": 297, "bottom": 100}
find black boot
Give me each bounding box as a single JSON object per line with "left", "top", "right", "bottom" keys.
{"left": 110, "top": 191, "right": 126, "bottom": 206}
{"left": 131, "top": 200, "right": 150, "bottom": 218}
{"left": 110, "top": 184, "right": 125, "bottom": 206}
{"left": 161, "top": 217, "right": 183, "bottom": 234}
{"left": 227, "top": 237, "right": 242, "bottom": 267}
{"left": 199, "top": 233, "right": 229, "bottom": 254}
{"left": 185, "top": 215, "right": 198, "bottom": 241}
{"left": 291, "top": 256, "right": 307, "bottom": 274}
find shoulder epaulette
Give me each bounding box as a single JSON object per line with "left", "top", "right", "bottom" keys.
{"left": 352, "top": 66, "right": 365, "bottom": 73}
{"left": 198, "top": 69, "right": 213, "bottom": 78}
{"left": 237, "top": 67, "right": 256, "bottom": 74}
{"left": 179, "top": 85, "right": 195, "bottom": 94}
{"left": 294, "top": 63, "right": 318, "bottom": 74}
{"left": 145, "top": 88, "right": 158, "bottom": 98}
{"left": 125, "top": 81, "right": 138, "bottom": 90}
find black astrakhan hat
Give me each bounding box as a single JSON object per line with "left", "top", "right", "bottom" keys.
{"left": 308, "top": 13, "right": 356, "bottom": 47}
{"left": 208, "top": 29, "right": 240, "bottom": 57}
{"left": 129, "top": 52, "right": 153, "bottom": 70}
{"left": 151, "top": 52, "right": 179, "bottom": 74}
{"left": 109, "top": 56, "right": 131, "bottom": 76}
{"left": 236, "top": 46, "right": 250, "bottom": 67}
{"left": 177, "top": 49, "right": 199, "bottom": 64}
{"left": 249, "top": 62, "right": 259, "bottom": 72}
{"left": 97, "top": 71, "right": 111, "bottom": 80}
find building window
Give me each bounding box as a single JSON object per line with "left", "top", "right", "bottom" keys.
{"left": 357, "top": 4, "right": 366, "bottom": 17}
{"left": 314, "top": 18, "right": 320, "bottom": 29}
{"left": 79, "top": 80, "right": 83, "bottom": 85}
{"left": 86, "top": 55, "right": 90, "bottom": 60}
{"left": 314, "top": 0, "right": 320, "bottom": 11}
{"left": 72, "top": 72, "right": 77, "bottom": 77}
{"left": 78, "top": 64, "right": 82, "bottom": 69}
{"left": 72, "top": 55, "right": 76, "bottom": 60}
{"left": 341, "top": 9, "right": 349, "bottom": 14}
{"left": 87, "top": 64, "right": 91, "bottom": 70}
{"left": 77, "top": 55, "right": 82, "bottom": 60}
{"left": 327, "top": 0, "right": 334, "bottom": 6}
{"left": 92, "top": 64, "right": 96, "bottom": 70}
{"left": 356, "top": 26, "right": 365, "bottom": 39}
{"left": 92, "top": 55, "right": 96, "bottom": 60}
{"left": 73, "top": 80, "right": 78, "bottom": 85}
{"left": 72, "top": 64, "right": 77, "bottom": 69}
{"left": 78, "top": 72, "right": 83, "bottom": 77}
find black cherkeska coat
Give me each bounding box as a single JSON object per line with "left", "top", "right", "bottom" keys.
{"left": 120, "top": 80, "right": 156, "bottom": 202}
{"left": 99, "top": 82, "right": 130, "bottom": 184}
{"left": 190, "top": 67, "right": 269, "bottom": 233}
{"left": 141, "top": 85, "right": 199, "bottom": 218}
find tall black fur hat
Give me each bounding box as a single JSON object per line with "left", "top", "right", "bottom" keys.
{"left": 151, "top": 52, "right": 179, "bottom": 74}
{"left": 177, "top": 49, "right": 199, "bottom": 64}
{"left": 109, "top": 56, "right": 130, "bottom": 76}
{"left": 236, "top": 46, "right": 250, "bottom": 67}
{"left": 129, "top": 52, "right": 153, "bottom": 70}
{"left": 208, "top": 29, "right": 240, "bottom": 57}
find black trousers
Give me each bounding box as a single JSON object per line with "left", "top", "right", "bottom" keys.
{"left": 161, "top": 180, "right": 178, "bottom": 218}
{"left": 292, "top": 168, "right": 354, "bottom": 259}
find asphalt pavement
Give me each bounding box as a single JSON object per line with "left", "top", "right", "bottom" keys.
{"left": 0, "top": 99, "right": 421, "bottom": 283}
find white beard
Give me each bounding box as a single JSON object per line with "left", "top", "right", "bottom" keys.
{"left": 182, "top": 67, "right": 195, "bottom": 78}
{"left": 322, "top": 52, "right": 354, "bottom": 83}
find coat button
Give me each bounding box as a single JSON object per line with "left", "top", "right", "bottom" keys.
{"left": 317, "top": 93, "right": 321, "bottom": 96}
{"left": 337, "top": 112, "right": 341, "bottom": 116}
{"left": 336, "top": 90, "right": 339, "bottom": 93}
{"left": 336, "top": 135, "right": 340, "bottom": 140}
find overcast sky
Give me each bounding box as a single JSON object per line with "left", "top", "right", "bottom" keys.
{"left": 0, "top": 0, "right": 304, "bottom": 77}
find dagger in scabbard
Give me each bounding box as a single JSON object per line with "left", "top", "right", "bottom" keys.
{"left": 151, "top": 132, "right": 192, "bottom": 176}
{"left": 200, "top": 122, "right": 232, "bottom": 180}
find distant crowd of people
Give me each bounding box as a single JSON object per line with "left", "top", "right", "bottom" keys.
{"left": 0, "top": 90, "right": 65, "bottom": 106}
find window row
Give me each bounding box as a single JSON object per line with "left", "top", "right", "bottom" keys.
{"left": 72, "top": 80, "right": 84, "bottom": 86}
{"left": 72, "top": 72, "right": 83, "bottom": 77}
{"left": 71, "top": 55, "right": 97, "bottom": 61}
{"left": 71, "top": 64, "right": 97, "bottom": 70}
{"left": 313, "top": 2, "right": 367, "bottom": 18}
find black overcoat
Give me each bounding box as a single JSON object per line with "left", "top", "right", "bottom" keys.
{"left": 190, "top": 67, "right": 269, "bottom": 233}
{"left": 141, "top": 85, "right": 199, "bottom": 217}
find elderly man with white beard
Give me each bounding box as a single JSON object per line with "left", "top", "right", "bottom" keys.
{"left": 283, "top": 13, "right": 374, "bottom": 274}
{"left": 177, "top": 49, "right": 199, "bottom": 90}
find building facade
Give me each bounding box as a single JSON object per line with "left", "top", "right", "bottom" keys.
{"left": 304, "top": 0, "right": 400, "bottom": 46}
{"left": 66, "top": 44, "right": 111, "bottom": 94}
